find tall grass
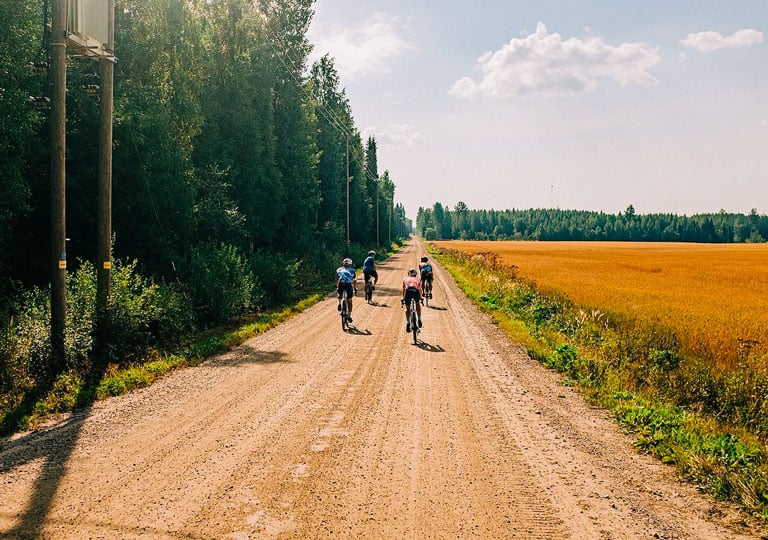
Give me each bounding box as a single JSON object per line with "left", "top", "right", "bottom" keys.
{"left": 433, "top": 245, "right": 768, "bottom": 524}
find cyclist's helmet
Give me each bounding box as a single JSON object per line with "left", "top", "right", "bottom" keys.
{"left": 408, "top": 268, "right": 418, "bottom": 276}
{"left": 368, "top": 250, "right": 376, "bottom": 256}
{"left": 421, "top": 256, "right": 428, "bottom": 262}
{"left": 342, "top": 258, "right": 353, "bottom": 267}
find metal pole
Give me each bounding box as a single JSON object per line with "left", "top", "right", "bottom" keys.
{"left": 50, "top": 0, "right": 67, "bottom": 371}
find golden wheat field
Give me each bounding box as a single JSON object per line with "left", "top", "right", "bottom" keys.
{"left": 437, "top": 241, "right": 768, "bottom": 367}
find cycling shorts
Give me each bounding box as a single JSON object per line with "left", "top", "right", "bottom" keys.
{"left": 337, "top": 282, "right": 354, "bottom": 298}
{"left": 404, "top": 286, "right": 421, "bottom": 305}
{"left": 364, "top": 269, "right": 378, "bottom": 282}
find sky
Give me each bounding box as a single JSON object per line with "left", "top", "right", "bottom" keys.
{"left": 306, "top": 1, "right": 768, "bottom": 219}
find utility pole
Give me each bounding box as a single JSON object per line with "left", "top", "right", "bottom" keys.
{"left": 95, "top": 4, "right": 116, "bottom": 362}
{"left": 375, "top": 178, "right": 380, "bottom": 247}
{"left": 50, "top": 0, "right": 68, "bottom": 370}
{"left": 346, "top": 134, "right": 350, "bottom": 246}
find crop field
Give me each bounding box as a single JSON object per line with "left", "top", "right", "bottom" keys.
{"left": 436, "top": 241, "right": 768, "bottom": 367}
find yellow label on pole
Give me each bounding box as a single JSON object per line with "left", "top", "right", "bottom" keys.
{"left": 103, "top": 261, "right": 112, "bottom": 270}
{"left": 58, "top": 260, "right": 66, "bottom": 269}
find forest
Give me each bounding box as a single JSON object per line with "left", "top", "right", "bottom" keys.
{"left": 1, "top": 0, "right": 410, "bottom": 313}
{"left": 0, "top": 0, "right": 409, "bottom": 415}
{"left": 417, "top": 202, "right": 768, "bottom": 242}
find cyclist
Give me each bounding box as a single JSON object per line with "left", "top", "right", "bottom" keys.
{"left": 363, "top": 250, "right": 378, "bottom": 290}
{"left": 401, "top": 268, "right": 423, "bottom": 332}
{"left": 336, "top": 258, "right": 358, "bottom": 322}
{"left": 419, "top": 256, "right": 434, "bottom": 298}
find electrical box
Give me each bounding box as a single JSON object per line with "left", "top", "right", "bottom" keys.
{"left": 67, "top": 0, "right": 112, "bottom": 57}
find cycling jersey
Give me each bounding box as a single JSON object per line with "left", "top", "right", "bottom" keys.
{"left": 363, "top": 256, "right": 375, "bottom": 272}
{"left": 336, "top": 267, "right": 355, "bottom": 284}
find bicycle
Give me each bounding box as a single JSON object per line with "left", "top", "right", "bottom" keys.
{"left": 364, "top": 277, "right": 374, "bottom": 304}
{"left": 340, "top": 289, "right": 350, "bottom": 331}
{"left": 406, "top": 297, "right": 420, "bottom": 344}
{"left": 422, "top": 279, "right": 432, "bottom": 307}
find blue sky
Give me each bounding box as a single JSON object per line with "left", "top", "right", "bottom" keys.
{"left": 307, "top": 1, "right": 767, "bottom": 219}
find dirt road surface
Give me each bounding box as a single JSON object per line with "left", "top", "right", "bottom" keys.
{"left": 1, "top": 242, "right": 762, "bottom": 539}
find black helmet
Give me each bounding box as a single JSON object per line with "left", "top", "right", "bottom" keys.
{"left": 421, "top": 256, "right": 428, "bottom": 262}
{"left": 408, "top": 268, "right": 418, "bottom": 276}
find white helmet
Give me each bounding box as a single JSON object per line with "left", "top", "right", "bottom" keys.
{"left": 342, "top": 258, "right": 353, "bottom": 267}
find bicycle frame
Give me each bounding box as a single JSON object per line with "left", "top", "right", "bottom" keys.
{"left": 340, "top": 289, "right": 349, "bottom": 331}
{"left": 409, "top": 297, "right": 419, "bottom": 344}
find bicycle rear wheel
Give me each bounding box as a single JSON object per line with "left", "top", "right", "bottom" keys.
{"left": 340, "top": 292, "right": 349, "bottom": 331}
{"left": 410, "top": 302, "right": 419, "bottom": 344}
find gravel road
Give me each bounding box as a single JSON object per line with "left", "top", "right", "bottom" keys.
{"left": 0, "top": 241, "right": 761, "bottom": 539}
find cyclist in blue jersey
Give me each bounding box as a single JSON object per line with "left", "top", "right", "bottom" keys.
{"left": 363, "top": 250, "right": 378, "bottom": 290}
{"left": 419, "top": 256, "right": 434, "bottom": 299}
{"left": 336, "top": 258, "right": 358, "bottom": 322}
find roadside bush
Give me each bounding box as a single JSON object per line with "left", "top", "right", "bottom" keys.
{"left": 107, "top": 259, "right": 194, "bottom": 364}
{"left": 249, "top": 250, "right": 295, "bottom": 308}
{"left": 0, "top": 286, "right": 49, "bottom": 394}
{"left": 186, "top": 243, "right": 255, "bottom": 324}
{"left": 1, "top": 259, "right": 194, "bottom": 400}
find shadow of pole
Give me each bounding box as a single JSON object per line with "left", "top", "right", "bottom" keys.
{"left": 1, "top": 362, "right": 107, "bottom": 537}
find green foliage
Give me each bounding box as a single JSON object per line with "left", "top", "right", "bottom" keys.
{"left": 544, "top": 344, "right": 578, "bottom": 374}
{"left": 107, "top": 260, "right": 195, "bottom": 363}
{"left": 186, "top": 243, "right": 256, "bottom": 324}
{"left": 248, "top": 250, "right": 297, "bottom": 308}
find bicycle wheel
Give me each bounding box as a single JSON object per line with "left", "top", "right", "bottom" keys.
{"left": 424, "top": 283, "right": 430, "bottom": 307}
{"left": 410, "top": 301, "right": 419, "bottom": 344}
{"left": 340, "top": 292, "right": 349, "bottom": 331}
{"left": 365, "top": 281, "right": 372, "bottom": 303}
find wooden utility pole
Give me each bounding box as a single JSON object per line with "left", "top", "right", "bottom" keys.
{"left": 346, "top": 134, "right": 350, "bottom": 246}
{"left": 375, "top": 178, "right": 380, "bottom": 247}
{"left": 50, "top": 0, "right": 68, "bottom": 370}
{"left": 95, "top": 4, "right": 115, "bottom": 361}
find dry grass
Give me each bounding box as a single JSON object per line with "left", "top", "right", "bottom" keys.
{"left": 437, "top": 241, "right": 768, "bottom": 368}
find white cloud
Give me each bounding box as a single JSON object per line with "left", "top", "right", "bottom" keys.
{"left": 309, "top": 13, "right": 415, "bottom": 82}
{"left": 364, "top": 124, "right": 423, "bottom": 147}
{"left": 680, "top": 28, "right": 764, "bottom": 52}
{"left": 450, "top": 22, "right": 660, "bottom": 98}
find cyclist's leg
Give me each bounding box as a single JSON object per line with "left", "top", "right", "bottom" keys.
{"left": 404, "top": 289, "right": 415, "bottom": 331}
{"left": 337, "top": 286, "right": 343, "bottom": 310}
{"left": 416, "top": 294, "right": 423, "bottom": 326}
{"left": 347, "top": 284, "right": 354, "bottom": 321}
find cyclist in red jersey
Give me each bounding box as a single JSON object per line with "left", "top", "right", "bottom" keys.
{"left": 401, "top": 268, "right": 423, "bottom": 332}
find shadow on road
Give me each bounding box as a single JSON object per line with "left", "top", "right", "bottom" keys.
{"left": 414, "top": 340, "right": 445, "bottom": 353}
{"left": 365, "top": 301, "right": 391, "bottom": 308}
{"left": 0, "top": 360, "right": 109, "bottom": 538}
{"left": 345, "top": 326, "right": 373, "bottom": 336}
{"left": 209, "top": 346, "right": 290, "bottom": 365}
